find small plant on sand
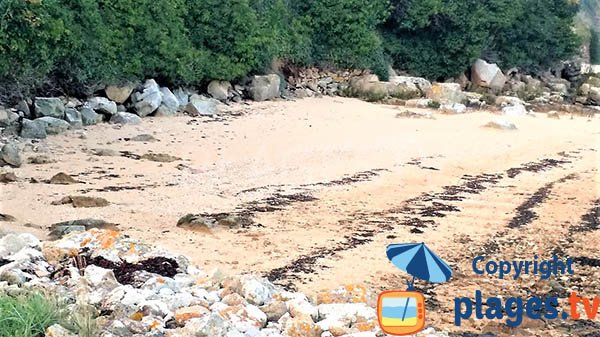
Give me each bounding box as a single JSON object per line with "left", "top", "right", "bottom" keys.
{"left": 427, "top": 100, "right": 441, "bottom": 109}
{"left": 0, "top": 291, "right": 68, "bottom": 337}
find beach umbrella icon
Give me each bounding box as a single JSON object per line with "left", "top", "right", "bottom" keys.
{"left": 386, "top": 242, "right": 453, "bottom": 290}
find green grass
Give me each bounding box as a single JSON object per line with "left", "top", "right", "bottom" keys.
{"left": 0, "top": 292, "right": 68, "bottom": 337}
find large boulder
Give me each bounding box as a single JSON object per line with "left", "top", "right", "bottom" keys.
{"left": 207, "top": 81, "right": 232, "bottom": 101}
{"left": 184, "top": 95, "right": 219, "bottom": 116}
{"left": 471, "top": 59, "right": 507, "bottom": 91}
{"left": 155, "top": 87, "right": 179, "bottom": 117}
{"left": 0, "top": 143, "right": 22, "bottom": 168}
{"left": 388, "top": 76, "right": 432, "bottom": 95}
{"left": 349, "top": 75, "right": 420, "bottom": 99}
{"left": 34, "top": 98, "right": 65, "bottom": 119}
{"left": 109, "top": 112, "right": 142, "bottom": 125}
{"left": 105, "top": 84, "right": 136, "bottom": 104}
{"left": 64, "top": 108, "right": 83, "bottom": 129}
{"left": 80, "top": 107, "right": 101, "bottom": 126}
{"left": 426, "top": 83, "right": 467, "bottom": 104}
{"left": 20, "top": 119, "right": 47, "bottom": 139}
{"left": 87, "top": 97, "right": 118, "bottom": 115}
{"left": 0, "top": 108, "right": 19, "bottom": 135}
{"left": 36, "top": 116, "right": 71, "bottom": 135}
{"left": 132, "top": 79, "right": 162, "bottom": 117}
{"left": 247, "top": 74, "right": 281, "bottom": 101}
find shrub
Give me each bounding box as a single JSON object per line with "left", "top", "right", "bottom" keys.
{"left": 591, "top": 29, "right": 600, "bottom": 65}
{"left": 0, "top": 0, "right": 72, "bottom": 100}
{"left": 293, "top": 0, "right": 390, "bottom": 76}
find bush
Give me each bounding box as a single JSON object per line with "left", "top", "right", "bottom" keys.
{"left": 0, "top": 292, "right": 67, "bottom": 337}
{"left": 292, "top": 0, "right": 390, "bottom": 76}
{"left": 381, "top": 0, "right": 581, "bottom": 80}
{"left": 591, "top": 30, "right": 600, "bottom": 65}
{"left": 0, "top": 0, "right": 72, "bottom": 100}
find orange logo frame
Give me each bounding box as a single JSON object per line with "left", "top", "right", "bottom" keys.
{"left": 377, "top": 290, "right": 426, "bottom": 336}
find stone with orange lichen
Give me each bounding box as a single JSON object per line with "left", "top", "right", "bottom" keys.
{"left": 284, "top": 318, "right": 322, "bottom": 337}
{"left": 353, "top": 320, "right": 377, "bottom": 332}
{"left": 221, "top": 293, "right": 245, "bottom": 306}
{"left": 218, "top": 304, "right": 267, "bottom": 328}
{"left": 175, "top": 305, "right": 210, "bottom": 325}
{"left": 316, "top": 284, "right": 374, "bottom": 306}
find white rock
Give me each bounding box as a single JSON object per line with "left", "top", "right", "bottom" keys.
{"left": 109, "top": 112, "right": 142, "bottom": 125}
{"left": 440, "top": 103, "right": 467, "bottom": 114}
{"left": 502, "top": 103, "right": 528, "bottom": 116}
{"left": 132, "top": 79, "right": 162, "bottom": 117}
{"left": 208, "top": 81, "right": 232, "bottom": 101}
{"left": 247, "top": 75, "right": 281, "bottom": 102}
{"left": 471, "top": 59, "right": 507, "bottom": 91}
{"left": 287, "top": 298, "right": 318, "bottom": 320}
{"left": 87, "top": 97, "right": 118, "bottom": 115}
{"left": 240, "top": 275, "right": 275, "bottom": 306}
{"left": 84, "top": 265, "right": 119, "bottom": 290}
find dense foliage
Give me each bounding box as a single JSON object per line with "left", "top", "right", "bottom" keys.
{"left": 591, "top": 30, "right": 600, "bottom": 65}
{"left": 0, "top": 0, "right": 585, "bottom": 100}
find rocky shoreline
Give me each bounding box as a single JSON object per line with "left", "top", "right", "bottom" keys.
{"left": 0, "top": 229, "right": 455, "bottom": 337}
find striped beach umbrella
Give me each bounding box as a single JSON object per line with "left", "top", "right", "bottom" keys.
{"left": 386, "top": 242, "right": 453, "bottom": 288}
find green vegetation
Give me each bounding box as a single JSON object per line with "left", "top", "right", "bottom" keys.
{"left": 0, "top": 0, "right": 585, "bottom": 101}
{"left": 591, "top": 30, "right": 600, "bottom": 65}
{"left": 0, "top": 292, "right": 67, "bottom": 337}
{"left": 0, "top": 291, "right": 97, "bottom": 337}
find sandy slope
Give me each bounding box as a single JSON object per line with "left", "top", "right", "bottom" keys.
{"left": 1, "top": 96, "right": 599, "bottom": 336}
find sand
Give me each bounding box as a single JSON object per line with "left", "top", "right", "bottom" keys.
{"left": 1, "top": 96, "right": 599, "bottom": 336}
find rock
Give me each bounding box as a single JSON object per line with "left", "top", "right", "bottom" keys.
{"left": 20, "top": 119, "right": 47, "bottom": 139}
{"left": 141, "top": 152, "right": 180, "bottom": 162}
{"left": 1, "top": 143, "right": 22, "bottom": 168}
{"left": 48, "top": 219, "right": 118, "bottom": 239}
{"left": 0, "top": 107, "right": 19, "bottom": 127}
{"left": 130, "top": 134, "right": 157, "bottom": 142}
{"left": 51, "top": 196, "right": 110, "bottom": 208}
{"left": 440, "top": 103, "right": 467, "bottom": 114}
{"left": 247, "top": 75, "right": 281, "bottom": 102}
{"left": 547, "top": 111, "right": 561, "bottom": 119}
{"left": 388, "top": 76, "right": 432, "bottom": 95}
{"left": 36, "top": 116, "right": 70, "bottom": 135}
{"left": 548, "top": 82, "right": 569, "bottom": 95}
{"left": 84, "top": 265, "right": 120, "bottom": 290}
{"left": 109, "top": 112, "right": 142, "bottom": 125}
{"left": 183, "top": 313, "right": 234, "bottom": 337}
{"left": 177, "top": 213, "right": 252, "bottom": 231}
{"left": 34, "top": 98, "right": 65, "bottom": 118}
{"left": 105, "top": 84, "right": 136, "bottom": 104}
{"left": 260, "top": 301, "right": 288, "bottom": 322}
{"left": 87, "top": 97, "right": 118, "bottom": 115}
{"left": 155, "top": 87, "right": 180, "bottom": 117}
{"left": 0, "top": 233, "right": 40, "bottom": 256}
{"left": 287, "top": 298, "right": 318, "bottom": 321}
{"left": 496, "top": 96, "right": 524, "bottom": 107}
{"left": 27, "top": 155, "right": 55, "bottom": 165}
{"left": 240, "top": 275, "right": 275, "bottom": 306}
{"left": 471, "top": 59, "right": 507, "bottom": 91}
{"left": 185, "top": 95, "right": 219, "bottom": 116}
{"left": 404, "top": 98, "right": 433, "bottom": 108}
{"left": 207, "top": 81, "right": 232, "bottom": 101}
{"left": 502, "top": 103, "right": 528, "bottom": 116}
{"left": 284, "top": 318, "right": 322, "bottom": 337}
{"left": 90, "top": 148, "right": 119, "bottom": 157}
{"left": 589, "top": 87, "right": 600, "bottom": 104}
{"left": 64, "top": 108, "right": 83, "bottom": 129}
{"left": 80, "top": 107, "right": 101, "bottom": 126}
{"left": 426, "top": 83, "right": 467, "bottom": 104}
{"left": 132, "top": 79, "right": 162, "bottom": 117}
{"left": 0, "top": 172, "right": 18, "bottom": 183}
{"left": 0, "top": 213, "right": 17, "bottom": 222}
{"left": 173, "top": 88, "right": 191, "bottom": 107}
{"left": 177, "top": 214, "right": 219, "bottom": 232}
{"left": 15, "top": 100, "right": 31, "bottom": 118}
{"left": 49, "top": 172, "right": 80, "bottom": 185}
{"left": 175, "top": 305, "right": 211, "bottom": 325}
{"left": 483, "top": 119, "right": 518, "bottom": 130}
{"left": 45, "top": 324, "right": 77, "bottom": 337}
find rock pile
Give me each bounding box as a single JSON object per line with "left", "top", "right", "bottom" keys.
{"left": 0, "top": 229, "right": 449, "bottom": 337}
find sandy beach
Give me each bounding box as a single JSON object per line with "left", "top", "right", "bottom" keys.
{"left": 1, "top": 96, "right": 599, "bottom": 336}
